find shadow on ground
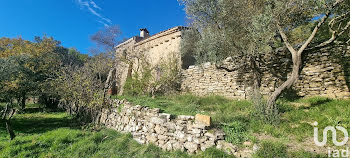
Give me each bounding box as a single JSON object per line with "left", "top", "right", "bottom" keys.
{"left": 0, "top": 112, "right": 79, "bottom": 138}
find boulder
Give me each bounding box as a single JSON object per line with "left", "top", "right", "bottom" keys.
{"left": 150, "top": 117, "right": 167, "bottom": 124}
{"left": 177, "top": 115, "right": 195, "bottom": 121}
{"left": 195, "top": 114, "right": 211, "bottom": 126}
{"left": 184, "top": 142, "right": 199, "bottom": 153}
{"left": 216, "top": 140, "right": 237, "bottom": 155}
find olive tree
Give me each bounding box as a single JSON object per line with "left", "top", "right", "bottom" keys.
{"left": 263, "top": 0, "right": 350, "bottom": 114}
{"left": 179, "top": 0, "right": 350, "bottom": 117}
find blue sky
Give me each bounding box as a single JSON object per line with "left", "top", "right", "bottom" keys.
{"left": 0, "top": 0, "right": 186, "bottom": 54}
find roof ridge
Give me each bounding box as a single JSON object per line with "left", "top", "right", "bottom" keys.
{"left": 116, "top": 26, "right": 188, "bottom": 49}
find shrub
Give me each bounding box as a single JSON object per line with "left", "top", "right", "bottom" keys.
{"left": 123, "top": 70, "right": 152, "bottom": 96}
{"left": 151, "top": 54, "right": 182, "bottom": 95}
{"left": 222, "top": 121, "right": 247, "bottom": 145}
{"left": 123, "top": 53, "right": 181, "bottom": 96}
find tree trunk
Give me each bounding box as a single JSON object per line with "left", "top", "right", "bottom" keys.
{"left": 21, "top": 94, "right": 26, "bottom": 109}
{"left": 250, "top": 57, "right": 262, "bottom": 93}
{"left": 266, "top": 14, "right": 328, "bottom": 116}
{"left": 250, "top": 56, "right": 263, "bottom": 104}
{"left": 5, "top": 119, "right": 15, "bottom": 140}
{"left": 2, "top": 105, "right": 16, "bottom": 140}
{"left": 266, "top": 52, "right": 302, "bottom": 115}
{"left": 69, "top": 105, "right": 72, "bottom": 115}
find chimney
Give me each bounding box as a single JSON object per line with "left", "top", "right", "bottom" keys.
{"left": 140, "top": 28, "right": 150, "bottom": 38}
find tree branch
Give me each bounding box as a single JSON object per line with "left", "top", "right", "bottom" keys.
{"left": 277, "top": 24, "right": 297, "bottom": 54}
{"left": 2, "top": 103, "right": 9, "bottom": 119}
{"left": 8, "top": 109, "right": 16, "bottom": 120}
{"left": 298, "top": 0, "right": 344, "bottom": 55}
{"left": 308, "top": 11, "right": 350, "bottom": 50}
{"left": 298, "top": 14, "right": 330, "bottom": 54}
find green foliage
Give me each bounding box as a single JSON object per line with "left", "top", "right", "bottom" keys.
{"left": 56, "top": 53, "right": 113, "bottom": 108}
{"left": 180, "top": 29, "right": 200, "bottom": 67}
{"left": 152, "top": 54, "right": 182, "bottom": 95}
{"left": 288, "top": 150, "right": 326, "bottom": 158}
{"left": 123, "top": 69, "right": 153, "bottom": 96}
{"left": 0, "top": 55, "right": 36, "bottom": 106}
{"left": 122, "top": 53, "right": 154, "bottom": 96}
{"left": 250, "top": 94, "right": 281, "bottom": 125}
{"left": 123, "top": 53, "right": 181, "bottom": 96}
{"left": 179, "top": 0, "right": 350, "bottom": 119}
{"left": 0, "top": 36, "right": 88, "bottom": 109}
{"left": 117, "top": 104, "right": 123, "bottom": 113}
{"left": 61, "top": 48, "right": 88, "bottom": 67}
{"left": 179, "top": 0, "right": 273, "bottom": 64}
{"left": 179, "top": 0, "right": 350, "bottom": 76}
{"left": 222, "top": 121, "right": 247, "bottom": 145}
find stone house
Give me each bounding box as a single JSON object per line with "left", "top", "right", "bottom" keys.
{"left": 114, "top": 26, "right": 190, "bottom": 94}
{"left": 114, "top": 26, "right": 350, "bottom": 99}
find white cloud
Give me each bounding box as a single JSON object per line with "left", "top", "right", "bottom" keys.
{"left": 76, "top": 0, "right": 111, "bottom": 26}
{"left": 98, "top": 21, "right": 109, "bottom": 27}
{"left": 90, "top": 1, "right": 101, "bottom": 10}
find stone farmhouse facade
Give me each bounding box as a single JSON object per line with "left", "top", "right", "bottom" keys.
{"left": 115, "top": 26, "right": 189, "bottom": 94}
{"left": 115, "top": 26, "right": 350, "bottom": 99}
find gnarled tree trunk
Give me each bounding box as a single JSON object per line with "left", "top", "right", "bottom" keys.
{"left": 5, "top": 117, "right": 15, "bottom": 140}
{"left": 266, "top": 51, "right": 302, "bottom": 114}
{"left": 1, "top": 104, "right": 16, "bottom": 140}
{"left": 265, "top": 3, "right": 341, "bottom": 115}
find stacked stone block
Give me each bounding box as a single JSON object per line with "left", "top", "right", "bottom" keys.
{"left": 99, "top": 99, "right": 226, "bottom": 154}
{"left": 181, "top": 50, "right": 350, "bottom": 99}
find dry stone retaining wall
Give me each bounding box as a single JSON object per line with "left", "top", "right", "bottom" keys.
{"left": 99, "top": 99, "right": 239, "bottom": 154}
{"left": 181, "top": 50, "right": 350, "bottom": 99}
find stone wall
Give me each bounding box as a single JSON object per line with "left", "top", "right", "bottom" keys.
{"left": 181, "top": 50, "right": 350, "bottom": 99}
{"left": 181, "top": 63, "right": 251, "bottom": 99}
{"left": 98, "top": 99, "right": 238, "bottom": 154}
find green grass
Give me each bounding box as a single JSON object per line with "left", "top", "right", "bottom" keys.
{"left": 253, "top": 140, "right": 326, "bottom": 158}
{"left": 0, "top": 103, "right": 42, "bottom": 111}
{"left": 0, "top": 112, "right": 233, "bottom": 158}
{"left": 2, "top": 95, "right": 348, "bottom": 157}
{"left": 115, "top": 94, "right": 252, "bottom": 126}
{"left": 270, "top": 97, "right": 350, "bottom": 141}
{"left": 114, "top": 94, "right": 350, "bottom": 154}
{"left": 253, "top": 141, "right": 287, "bottom": 158}
{"left": 116, "top": 94, "right": 350, "bottom": 137}
{"left": 0, "top": 112, "right": 75, "bottom": 141}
